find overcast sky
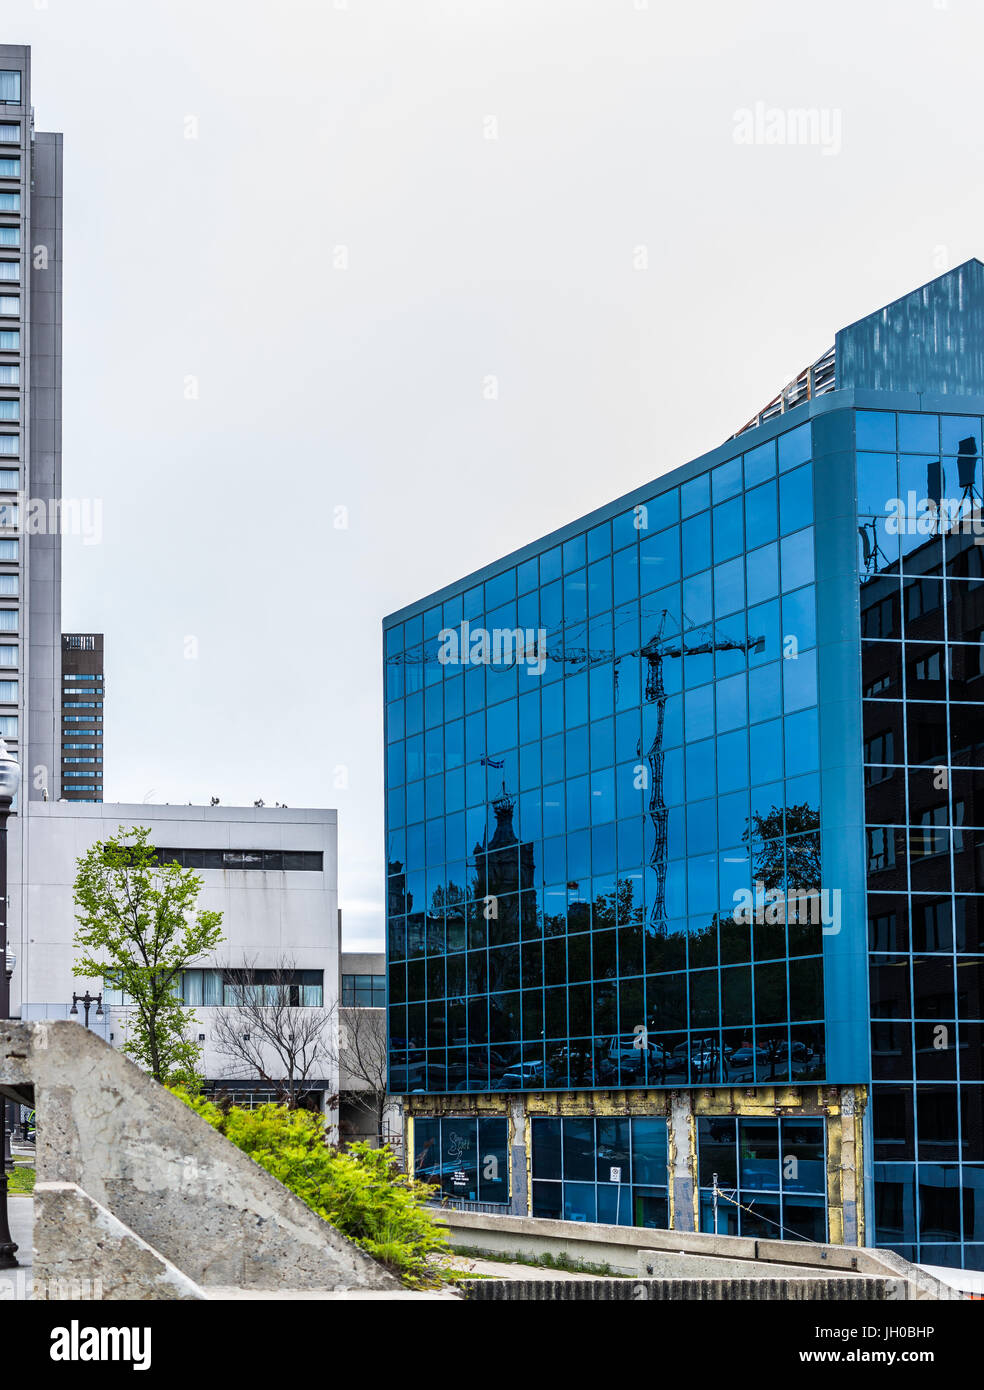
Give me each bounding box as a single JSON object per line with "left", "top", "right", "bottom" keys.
{"left": 16, "top": 0, "right": 983, "bottom": 948}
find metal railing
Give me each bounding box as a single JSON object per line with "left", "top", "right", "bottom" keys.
{"left": 732, "top": 344, "right": 836, "bottom": 439}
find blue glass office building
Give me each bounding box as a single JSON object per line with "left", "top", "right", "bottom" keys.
{"left": 384, "top": 261, "right": 984, "bottom": 1268}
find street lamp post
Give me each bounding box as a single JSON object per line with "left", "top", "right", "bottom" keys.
{"left": 69, "top": 992, "right": 103, "bottom": 1029}
{"left": 0, "top": 736, "right": 21, "bottom": 1269}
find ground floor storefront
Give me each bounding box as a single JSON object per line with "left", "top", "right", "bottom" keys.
{"left": 405, "top": 1084, "right": 866, "bottom": 1244}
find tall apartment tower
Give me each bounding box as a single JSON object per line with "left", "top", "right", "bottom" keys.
{"left": 60, "top": 633, "right": 103, "bottom": 801}
{"left": 0, "top": 44, "right": 62, "bottom": 803}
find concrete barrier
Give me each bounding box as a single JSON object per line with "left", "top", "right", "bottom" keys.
{"left": 33, "top": 1183, "right": 206, "bottom": 1300}
{"left": 441, "top": 1209, "right": 960, "bottom": 1299}
{"left": 0, "top": 1021, "right": 401, "bottom": 1295}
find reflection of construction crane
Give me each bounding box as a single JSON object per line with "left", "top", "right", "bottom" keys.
{"left": 638, "top": 616, "right": 763, "bottom": 933}
{"left": 387, "top": 611, "right": 763, "bottom": 930}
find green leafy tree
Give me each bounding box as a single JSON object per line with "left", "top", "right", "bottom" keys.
{"left": 73, "top": 825, "right": 225, "bottom": 1084}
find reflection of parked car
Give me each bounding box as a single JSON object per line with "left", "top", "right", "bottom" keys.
{"left": 605, "top": 1034, "right": 666, "bottom": 1076}
{"left": 726, "top": 1045, "right": 769, "bottom": 1080}
{"left": 500, "top": 1061, "right": 545, "bottom": 1089}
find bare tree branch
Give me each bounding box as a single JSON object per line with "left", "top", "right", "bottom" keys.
{"left": 211, "top": 956, "right": 336, "bottom": 1109}
{"left": 338, "top": 1004, "right": 388, "bottom": 1141}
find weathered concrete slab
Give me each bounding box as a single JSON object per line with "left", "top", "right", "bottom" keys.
{"left": 33, "top": 1184, "right": 205, "bottom": 1300}
{"left": 442, "top": 1209, "right": 960, "bottom": 1298}
{"left": 0, "top": 1021, "right": 400, "bottom": 1293}
{"left": 637, "top": 1249, "right": 865, "bottom": 1281}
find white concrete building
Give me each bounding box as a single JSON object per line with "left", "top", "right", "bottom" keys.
{"left": 9, "top": 801, "right": 340, "bottom": 1110}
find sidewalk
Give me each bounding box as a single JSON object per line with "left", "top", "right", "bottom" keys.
{"left": 0, "top": 1195, "right": 33, "bottom": 1300}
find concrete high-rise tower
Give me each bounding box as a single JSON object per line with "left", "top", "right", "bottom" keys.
{"left": 0, "top": 44, "right": 62, "bottom": 805}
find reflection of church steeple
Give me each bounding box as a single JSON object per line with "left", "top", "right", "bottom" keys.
{"left": 472, "top": 783, "right": 535, "bottom": 899}
{"left": 490, "top": 782, "right": 517, "bottom": 848}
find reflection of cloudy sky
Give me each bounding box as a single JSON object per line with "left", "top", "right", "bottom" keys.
{"left": 35, "top": 0, "right": 983, "bottom": 948}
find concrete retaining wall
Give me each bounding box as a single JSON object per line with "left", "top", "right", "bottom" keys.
{"left": 442, "top": 1208, "right": 960, "bottom": 1298}
{"left": 1, "top": 1021, "right": 400, "bottom": 1293}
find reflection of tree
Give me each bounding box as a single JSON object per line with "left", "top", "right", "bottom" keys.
{"left": 744, "top": 802, "right": 821, "bottom": 890}
{"left": 593, "top": 878, "right": 642, "bottom": 932}
{"left": 429, "top": 881, "right": 466, "bottom": 912}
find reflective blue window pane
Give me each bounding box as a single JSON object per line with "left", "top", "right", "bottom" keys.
{"left": 717, "top": 729, "right": 748, "bottom": 794}
{"left": 744, "top": 439, "right": 776, "bottom": 486}
{"left": 517, "top": 556, "right": 538, "bottom": 593}
{"left": 898, "top": 412, "right": 938, "bottom": 454}
{"left": 784, "top": 707, "right": 819, "bottom": 777}
{"left": 713, "top": 497, "right": 743, "bottom": 563}
{"left": 683, "top": 570, "right": 713, "bottom": 628}
{"left": 566, "top": 673, "right": 588, "bottom": 727}
{"left": 587, "top": 558, "right": 612, "bottom": 614}
{"left": 782, "top": 586, "right": 817, "bottom": 652}
{"left": 748, "top": 662, "right": 781, "bottom": 725}
{"left": 682, "top": 514, "right": 711, "bottom": 575}
{"left": 745, "top": 480, "right": 778, "bottom": 548}
{"left": 716, "top": 672, "right": 747, "bottom": 733}
{"left": 747, "top": 598, "right": 780, "bottom": 666}
{"left": 714, "top": 558, "right": 745, "bottom": 617}
{"left": 746, "top": 542, "right": 779, "bottom": 606}
{"left": 782, "top": 650, "right": 818, "bottom": 713}
{"left": 856, "top": 411, "right": 896, "bottom": 451}
{"left": 486, "top": 699, "right": 517, "bottom": 753}
{"left": 586, "top": 520, "right": 611, "bottom": 561}
{"left": 443, "top": 592, "right": 464, "bottom": 629}
{"left": 858, "top": 452, "right": 899, "bottom": 517}
{"left": 780, "top": 529, "right": 815, "bottom": 590}
{"left": 563, "top": 570, "right": 587, "bottom": 625}
{"left": 777, "top": 422, "right": 812, "bottom": 470}
{"left": 681, "top": 472, "right": 710, "bottom": 518}
{"left": 686, "top": 738, "right": 716, "bottom": 801}
{"left": 941, "top": 414, "right": 981, "bottom": 457}
{"left": 643, "top": 488, "right": 679, "bottom": 532}
{"left": 640, "top": 528, "right": 680, "bottom": 590}
{"left": 566, "top": 726, "right": 588, "bottom": 778}
{"left": 749, "top": 717, "right": 782, "bottom": 785}
{"left": 613, "top": 507, "right": 644, "bottom": 550}
{"left": 779, "top": 464, "right": 814, "bottom": 534}
{"left": 563, "top": 534, "right": 586, "bottom": 572}
{"left": 540, "top": 545, "right": 562, "bottom": 583}
{"left": 613, "top": 546, "right": 639, "bottom": 606}
{"left": 712, "top": 456, "right": 743, "bottom": 503}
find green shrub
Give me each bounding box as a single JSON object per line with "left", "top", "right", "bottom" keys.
{"left": 169, "top": 1089, "right": 448, "bottom": 1288}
